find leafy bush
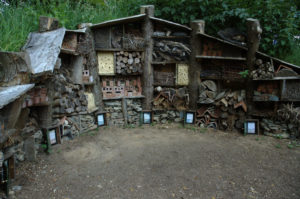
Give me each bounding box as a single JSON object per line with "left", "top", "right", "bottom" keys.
{"left": 0, "top": 0, "right": 132, "bottom": 51}
{"left": 0, "top": 0, "right": 299, "bottom": 65}
{"left": 123, "top": 0, "right": 299, "bottom": 63}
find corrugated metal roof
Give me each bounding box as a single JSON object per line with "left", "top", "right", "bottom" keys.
{"left": 23, "top": 28, "right": 66, "bottom": 75}
{"left": 0, "top": 84, "right": 34, "bottom": 109}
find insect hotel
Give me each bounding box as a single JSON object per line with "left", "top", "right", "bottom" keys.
{"left": 0, "top": 5, "right": 299, "bottom": 195}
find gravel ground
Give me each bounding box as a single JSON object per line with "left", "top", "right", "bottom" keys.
{"left": 10, "top": 125, "right": 300, "bottom": 199}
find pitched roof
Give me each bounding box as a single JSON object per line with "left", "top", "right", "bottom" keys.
{"left": 91, "top": 14, "right": 146, "bottom": 29}
{"left": 150, "top": 17, "right": 191, "bottom": 31}
{"left": 198, "top": 33, "right": 300, "bottom": 69}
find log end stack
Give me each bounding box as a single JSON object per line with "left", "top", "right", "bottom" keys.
{"left": 251, "top": 58, "right": 274, "bottom": 79}
{"left": 115, "top": 51, "right": 143, "bottom": 75}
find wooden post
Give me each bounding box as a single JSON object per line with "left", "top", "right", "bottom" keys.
{"left": 39, "top": 16, "right": 59, "bottom": 32}
{"left": 189, "top": 20, "right": 204, "bottom": 109}
{"left": 246, "top": 18, "right": 262, "bottom": 108}
{"left": 246, "top": 18, "right": 262, "bottom": 73}
{"left": 86, "top": 27, "right": 105, "bottom": 111}
{"left": 122, "top": 98, "right": 128, "bottom": 125}
{"left": 141, "top": 5, "right": 154, "bottom": 110}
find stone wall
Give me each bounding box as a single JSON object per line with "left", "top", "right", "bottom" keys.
{"left": 127, "top": 99, "right": 142, "bottom": 125}
{"left": 104, "top": 99, "right": 142, "bottom": 126}
{"left": 153, "top": 110, "right": 182, "bottom": 124}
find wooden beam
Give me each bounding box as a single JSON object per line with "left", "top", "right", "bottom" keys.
{"left": 189, "top": 20, "right": 204, "bottom": 109}
{"left": 141, "top": 5, "right": 154, "bottom": 110}
{"left": 246, "top": 18, "right": 262, "bottom": 110}
{"left": 246, "top": 18, "right": 262, "bottom": 72}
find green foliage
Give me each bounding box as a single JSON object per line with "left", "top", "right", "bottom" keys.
{"left": 124, "top": 0, "right": 299, "bottom": 63}
{"left": 0, "top": 0, "right": 132, "bottom": 51}
{"left": 0, "top": 0, "right": 299, "bottom": 65}
{"left": 239, "top": 70, "right": 249, "bottom": 78}
{"left": 275, "top": 144, "right": 281, "bottom": 149}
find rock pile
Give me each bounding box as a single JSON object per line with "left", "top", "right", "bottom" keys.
{"left": 127, "top": 99, "right": 142, "bottom": 125}
{"left": 260, "top": 119, "right": 289, "bottom": 138}
{"left": 153, "top": 110, "right": 182, "bottom": 124}
{"left": 104, "top": 99, "right": 142, "bottom": 126}
{"left": 52, "top": 73, "right": 88, "bottom": 115}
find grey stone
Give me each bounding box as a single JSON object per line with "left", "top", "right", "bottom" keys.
{"left": 161, "top": 119, "right": 167, "bottom": 124}
{"left": 16, "top": 152, "right": 25, "bottom": 162}
{"left": 34, "top": 130, "right": 43, "bottom": 140}
{"left": 24, "top": 136, "right": 36, "bottom": 162}
{"left": 12, "top": 186, "right": 22, "bottom": 192}
{"left": 105, "top": 101, "right": 122, "bottom": 106}
{"left": 161, "top": 114, "right": 168, "bottom": 118}
{"left": 174, "top": 118, "right": 182, "bottom": 122}
{"left": 153, "top": 116, "right": 160, "bottom": 122}
{"left": 168, "top": 111, "right": 176, "bottom": 118}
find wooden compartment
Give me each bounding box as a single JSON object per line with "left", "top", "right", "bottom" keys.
{"left": 153, "top": 63, "right": 175, "bottom": 86}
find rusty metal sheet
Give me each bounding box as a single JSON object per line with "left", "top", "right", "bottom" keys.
{"left": 0, "top": 84, "right": 34, "bottom": 109}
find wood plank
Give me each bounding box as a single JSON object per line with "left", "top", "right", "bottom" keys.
{"left": 91, "top": 14, "right": 146, "bottom": 29}
{"left": 95, "top": 48, "right": 144, "bottom": 52}
{"left": 152, "top": 35, "right": 190, "bottom": 39}
{"left": 196, "top": 55, "right": 246, "bottom": 61}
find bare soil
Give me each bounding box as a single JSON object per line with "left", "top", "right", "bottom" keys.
{"left": 12, "top": 125, "right": 300, "bottom": 199}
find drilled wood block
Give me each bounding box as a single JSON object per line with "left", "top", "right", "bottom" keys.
{"left": 84, "top": 92, "right": 96, "bottom": 112}
{"left": 176, "top": 64, "right": 189, "bottom": 86}
{"left": 98, "top": 52, "right": 115, "bottom": 75}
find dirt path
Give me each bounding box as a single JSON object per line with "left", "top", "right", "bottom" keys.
{"left": 13, "top": 125, "right": 300, "bottom": 199}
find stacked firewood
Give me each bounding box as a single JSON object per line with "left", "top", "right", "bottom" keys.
{"left": 153, "top": 87, "right": 189, "bottom": 110}
{"left": 198, "top": 80, "right": 217, "bottom": 104}
{"left": 277, "top": 103, "right": 300, "bottom": 137}
{"left": 153, "top": 40, "right": 191, "bottom": 62}
{"left": 116, "top": 51, "right": 143, "bottom": 75}
{"left": 52, "top": 74, "right": 88, "bottom": 115}
{"left": 197, "top": 81, "right": 247, "bottom": 131}
{"left": 251, "top": 58, "right": 274, "bottom": 79}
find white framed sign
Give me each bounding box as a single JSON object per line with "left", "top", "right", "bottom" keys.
{"left": 49, "top": 129, "right": 57, "bottom": 145}
{"left": 143, "top": 112, "right": 152, "bottom": 124}
{"left": 247, "top": 122, "right": 256, "bottom": 134}
{"left": 97, "top": 114, "right": 105, "bottom": 126}
{"left": 185, "top": 112, "right": 195, "bottom": 124}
